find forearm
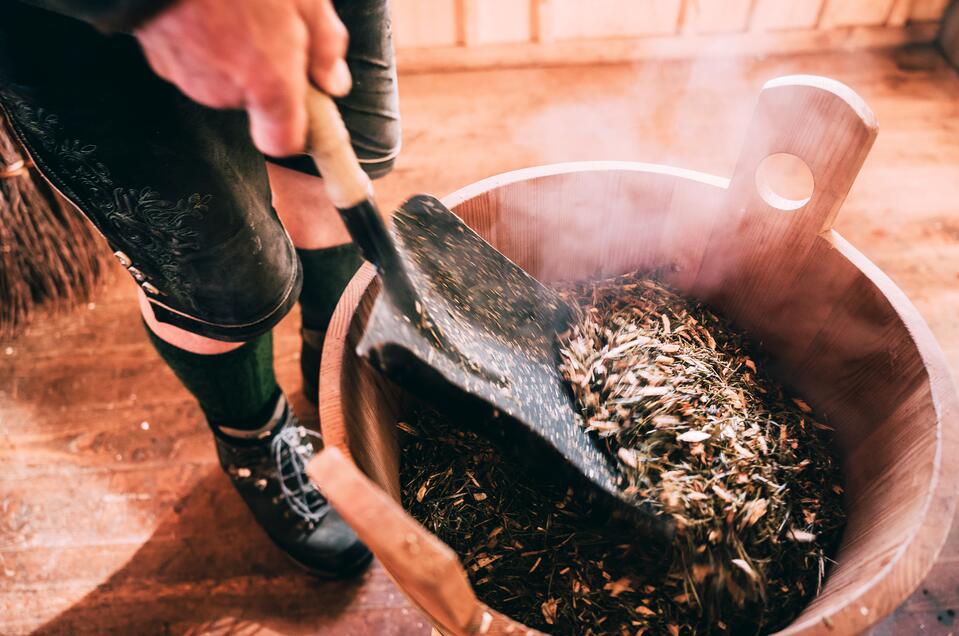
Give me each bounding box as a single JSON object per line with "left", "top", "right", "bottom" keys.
{"left": 17, "top": 0, "right": 174, "bottom": 32}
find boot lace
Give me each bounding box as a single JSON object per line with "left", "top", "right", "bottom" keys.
{"left": 271, "top": 425, "right": 329, "bottom": 524}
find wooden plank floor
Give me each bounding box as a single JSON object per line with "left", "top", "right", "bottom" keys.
{"left": 2, "top": 44, "right": 958, "bottom": 635}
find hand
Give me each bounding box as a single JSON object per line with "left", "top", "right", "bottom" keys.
{"left": 135, "top": 0, "right": 351, "bottom": 156}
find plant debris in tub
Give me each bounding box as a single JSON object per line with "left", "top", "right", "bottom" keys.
{"left": 399, "top": 271, "right": 845, "bottom": 635}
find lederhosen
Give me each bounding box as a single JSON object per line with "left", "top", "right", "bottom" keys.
{"left": 0, "top": 0, "right": 400, "bottom": 341}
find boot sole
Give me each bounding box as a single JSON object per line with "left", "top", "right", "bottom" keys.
{"left": 283, "top": 546, "right": 374, "bottom": 580}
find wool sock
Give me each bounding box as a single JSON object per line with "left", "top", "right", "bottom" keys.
{"left": 145, "top": 324, "right": 280, "bottom": 432}
{"left": 296, "top": 243, "right": 364, "bottom": 332}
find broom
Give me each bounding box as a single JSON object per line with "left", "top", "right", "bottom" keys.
{"left": 0, "top": 111, "right": 109, "bottom": 340}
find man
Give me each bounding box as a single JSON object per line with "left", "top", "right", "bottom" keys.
{"left": 0, "top": 0, "right": 400, "bottom": 578}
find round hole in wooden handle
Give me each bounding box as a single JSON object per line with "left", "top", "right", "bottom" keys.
{"left": 754, "top": 152, "right": 815, "bottom": 212}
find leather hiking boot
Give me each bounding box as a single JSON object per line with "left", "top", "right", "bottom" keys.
{"left": 212, "top": 394, "right": 372, "bottom": 578}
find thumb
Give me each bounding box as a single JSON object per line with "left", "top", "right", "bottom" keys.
{"left": 303, "top": 0, "right": 352, "bottom": 97}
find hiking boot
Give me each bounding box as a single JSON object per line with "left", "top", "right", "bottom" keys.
{"left": 212, "top": 393, "right": 372, "bottom": 578}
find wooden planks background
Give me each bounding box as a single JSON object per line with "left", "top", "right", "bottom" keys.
{"left": 392, "top": 0, "right": 953, "bottom": 70}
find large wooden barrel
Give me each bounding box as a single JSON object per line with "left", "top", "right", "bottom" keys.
{"left": 308, "top": 76, "right": 959, "bottom": 635}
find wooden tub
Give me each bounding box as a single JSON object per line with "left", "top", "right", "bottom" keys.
{"left": 307, "top": 76, "right": 959, "bottom": 635}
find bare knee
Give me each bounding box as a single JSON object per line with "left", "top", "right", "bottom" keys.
{"left": 268, "top": 163, "right": 352, "bottom": 249}
{"left": 139, "top": 290, "right": 245, "bottom": 355}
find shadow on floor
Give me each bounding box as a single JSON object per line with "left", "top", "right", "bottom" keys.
{"left": 30, "top": 467, "right": 372, "bottom": 635}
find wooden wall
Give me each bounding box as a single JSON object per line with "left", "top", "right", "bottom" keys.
{"left": 391, "top": 0, "right": 952, "bottom": 71}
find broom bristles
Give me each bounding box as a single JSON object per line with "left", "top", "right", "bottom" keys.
{"left": 1, "top": 113, "right": 109, "bottom": 340}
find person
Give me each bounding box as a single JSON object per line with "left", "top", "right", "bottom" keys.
{"left": 0, "top": 0, "right": 401, "bottom": 578}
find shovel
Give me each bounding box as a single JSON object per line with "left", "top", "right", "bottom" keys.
{"left": 306, "top": 88, "right": 669, "bottom": 539}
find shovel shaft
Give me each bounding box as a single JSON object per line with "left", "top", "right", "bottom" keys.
{"left": 303, "top": 87, "right": 421, "bottom": 318}
{"left": 304, "top": 87, "right": 370, "bottom": 210}
{"left": 304, "top": 88, "right": 385, "bottom": 265}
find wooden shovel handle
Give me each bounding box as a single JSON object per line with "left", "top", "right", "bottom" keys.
{"left": 304, "top": 86, "right": 371, "bottom": 210}
{"left": 307, "top": 447, "right": 490, "bottom": 635}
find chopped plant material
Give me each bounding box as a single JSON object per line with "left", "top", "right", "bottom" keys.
{"left": 401, "top": 410, "right": 671, "bottom": 634}
{"left": 399, "top": 271, "right": 846, "bottom": 635}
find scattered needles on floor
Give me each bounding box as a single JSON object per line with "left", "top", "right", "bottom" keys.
{"left": 399, "top": 271, "right": 846, "bottom": 635}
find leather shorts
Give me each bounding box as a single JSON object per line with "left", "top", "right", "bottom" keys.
{"left": 0, "top": 0, "right": 399, "bottom": 341}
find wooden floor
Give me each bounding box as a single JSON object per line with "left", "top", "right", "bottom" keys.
{"left": 2, "top": 45, "right": 959, "bottom": 635}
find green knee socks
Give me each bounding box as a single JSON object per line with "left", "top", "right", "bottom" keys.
{"left": 145, "top": 244, "right": 362, "bottom": 427}
{"left": 296, "top": 243, "right": 364, "bottom": 332}
{"left": 146, "top": 326, "right": 280, "bottom": 431}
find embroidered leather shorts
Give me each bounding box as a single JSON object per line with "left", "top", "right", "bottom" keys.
{"left": 0, "top": 0, "right": 399, "bottom": 341}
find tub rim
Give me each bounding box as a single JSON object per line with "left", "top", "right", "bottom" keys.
{"left": 318, "top": 160, "right": 959, "bottom": 635}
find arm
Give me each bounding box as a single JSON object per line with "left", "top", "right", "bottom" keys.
{"left": 25, "top": 0, "right": 353, "bottom": 157}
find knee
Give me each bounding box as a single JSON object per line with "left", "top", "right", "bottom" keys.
{"left": 139, "top": 289, "right": 247, "bottom": 354}
{"left": 140, "top": 207, "right": 303, "bottom": 343}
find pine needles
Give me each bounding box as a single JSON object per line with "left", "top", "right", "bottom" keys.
{"left": 399, "top": 271, "right": 846, "bottom": 635}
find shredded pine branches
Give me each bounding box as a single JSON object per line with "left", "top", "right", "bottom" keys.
{"left": 400, "top": 271, "right": 846, "bottom": 635}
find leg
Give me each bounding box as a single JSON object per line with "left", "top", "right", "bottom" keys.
{"left": 268, "top": 163, "right": 366, "bottom": 403}
{"left": 135, "top": 170, "right": 323, "bottom": 357}
{"left": 266, "top": 0, "right": 401, "bottom": 403}
{"left": 267, "top": 162, "right": 351, "bottom": 249}
{"left": 142, "top": 163, "right": 356, "bottom": 389}
{"left": 0, "top": 2, "right": 370, "bottom": 578}
{"left": 139, "top": 290, "right": 243, "bottom": 354}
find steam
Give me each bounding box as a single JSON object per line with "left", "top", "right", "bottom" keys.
{"left": 513, "top": 53, "right": 760, "bottom": 177}
{"left": 494, "top": 53, "right": 771, "bottom": 291}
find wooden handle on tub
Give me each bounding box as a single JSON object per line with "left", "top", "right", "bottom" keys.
{"left": 691, "top": 75, "right": 880, "bottom": 359}
{"left": 307, "top": 447, "right": 492, "bottom": 635}
{"left": 726, "top": 74, "right": 878, "bottom": 236}
{"left": 693, "top": 75, "right": 879, "bottom": 306}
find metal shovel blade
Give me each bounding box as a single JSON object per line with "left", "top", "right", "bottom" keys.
{"left": 357, "top": 195, "right": 669, "bottom": 538}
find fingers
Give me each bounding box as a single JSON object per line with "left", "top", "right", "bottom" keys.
{"left": 244, "top": 15, "right": 310, "bottom": 157}
{"left": 303, "top": 0, "right": 351, "bottom": 97}
{"left": 137, "top": 0, "right": 351, "bottom": 157}
{"left": 140, "top": 34, "right": 244, "bottom": 109}
{"left": 139, "top": 40, "right": 174, "bottom": 82}
{"left": 248, "top": 0, "right": 350, "bottom": 156}
{"left": 246, "top": 70, "right": 309, "bottom": 157}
